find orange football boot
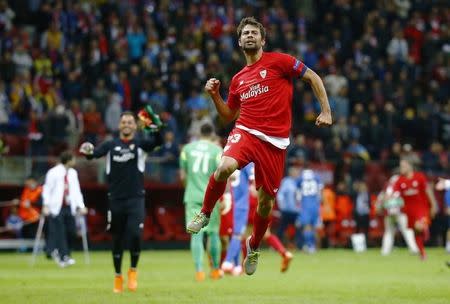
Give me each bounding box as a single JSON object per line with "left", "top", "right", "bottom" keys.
{"left": 127, "top": 269, "right": 138, "bottom": 291}
{"left": 113, "top": 274, "right": 123, "bottom": 293}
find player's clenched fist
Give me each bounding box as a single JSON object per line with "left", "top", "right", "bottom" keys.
{"left": 205, "top": 78, "right": 221, "bottom": 96}
{"left": 315, "top": 112, "right": 332, "bottom": 127}
{"left": 79, "top": 142, "right": 94, "bottom": 155}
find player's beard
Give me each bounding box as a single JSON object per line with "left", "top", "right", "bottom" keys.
{"left": 241, "top": 41, "right": 261, "bottom": 55}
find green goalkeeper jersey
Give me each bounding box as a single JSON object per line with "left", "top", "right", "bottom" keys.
{"left": 180, "top": 139, "right": 222, "bottom": 203}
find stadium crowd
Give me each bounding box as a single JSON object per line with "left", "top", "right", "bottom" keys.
{"left": 0, "top": 1, "right": 448, "bottom": 197}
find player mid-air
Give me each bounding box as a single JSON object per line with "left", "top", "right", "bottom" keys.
{"left": 186, "top": 17, "right": 332, "bottom": 275}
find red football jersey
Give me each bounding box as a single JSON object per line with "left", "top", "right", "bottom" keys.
{"left": 227, "top": 52, "right": 307, "bottom": 138}
{"left": 392, "top": 172, "right": 430, "bottom": 214}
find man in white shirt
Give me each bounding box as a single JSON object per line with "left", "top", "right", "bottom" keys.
{"left": 42, "top": 151, "right": 86, "bottom": 267}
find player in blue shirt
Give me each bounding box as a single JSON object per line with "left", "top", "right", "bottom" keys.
{"left": 296, "top": 168, "right": 323, "bottom": 253}
{"left": 221, "top": 163, "right": 254, "bottom": 276}
{"left": 276, "top": 166, "right": 301, "bottom": 248}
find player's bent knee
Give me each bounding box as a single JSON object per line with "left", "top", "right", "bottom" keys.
{"left": 257, "top": 200, "right": 273, "bottom": 217}
{"left": 215, "top": 164, "right": 237, "bottom": 181}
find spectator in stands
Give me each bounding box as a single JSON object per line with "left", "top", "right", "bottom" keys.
{"left": 12, "top": 43, "right": 32, "bottom": 75}
{"left": 66, "top": 100, "right": 84, "bottom": 150}
{"left": 0, "top": 80, "right": 9, "bottom": 125}
{"left": 153, "top": 130, "right": 179, "bottom": 184}
{"left": 82, "top": 100, "right": 104, "bottom": 145}
{"left": 287, "top": 134, "right": 310, "bottom": 167}
{"left": 0, "top": 0, "right": 15, "bottom": 33}
{"left": 104, "top": 93, "right": 122, "bottom": 134}
{"left": 47, "top": 104, "right": 70, "bottom": 155}
{"left": 91, "top": 78, "right": 109, "bottom": 117}
{"left": 387, "top": 29, "right": 409, "bottom": 63}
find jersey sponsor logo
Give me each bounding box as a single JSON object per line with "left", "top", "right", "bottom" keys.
{"left": 259, "top": 69, "right": 267, "bottom": 78}
{"left": 240, "top": 83, "right": 269, "bottom": 101}
{"left": 113, "top": 152, "right": 135, "bottom": 162}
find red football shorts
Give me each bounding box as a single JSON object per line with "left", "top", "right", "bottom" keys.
{"left": 406, "top": 209, "right": 430, "bottom": 229}
{"left": 223, "top": 128, "right": 287, "bottom": 197}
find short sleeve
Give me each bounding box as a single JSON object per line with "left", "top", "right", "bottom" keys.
{"left": 275, "top": 53, "right": 308, "bottom": 79}
{"left": 179, "top": 148, "right": 187, "bottom": 170}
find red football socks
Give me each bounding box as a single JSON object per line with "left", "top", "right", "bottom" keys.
{"left": 250, "top": 212, "right": 270, "bottom": 250}
{"left": 266, "top": 234, "right": 286, "bottom": 256}
{"left": 201, "top": 175, "right": 227, "bottom": 217}
{"left": 415, "top": 234, "right": 426, "bottom": 259}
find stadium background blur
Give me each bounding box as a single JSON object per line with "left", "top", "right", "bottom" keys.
{"left": 0, "top": 0, "right": 448, "bottom": 249}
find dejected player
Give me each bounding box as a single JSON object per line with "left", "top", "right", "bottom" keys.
{"left": 179, "top": 123, "right": 223, "bottom": 281}
{"left": 186, "top": 17, "right": 332, "bottom": 275}
{"left": 79, "top": 109, "right": 163, "bottom": 292}
{"left": 392, "top": 158, "right": 439, "bottom": 260}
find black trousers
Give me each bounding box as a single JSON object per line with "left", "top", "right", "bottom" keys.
{"left": 108, "top": 197, "right": 145, "bottom": 245}
{"left": 48, "top": 205, "right": 76, "bottom": 257}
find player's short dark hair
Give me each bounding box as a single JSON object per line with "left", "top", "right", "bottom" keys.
{"left": 200, "top": 123, "right": 214, "bottom": 136}
{"left": 60, "top": 151, "right": 74, "bottom": 165}
{"left": 237, "top": 17, "right": 266, "bottom": 40}
{"left": 120, "top": 111, "right": 137, "bottom": 121}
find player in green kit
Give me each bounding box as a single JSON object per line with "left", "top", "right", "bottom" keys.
{"left": 179, "top": 123, "right": 223, "bottom": 281}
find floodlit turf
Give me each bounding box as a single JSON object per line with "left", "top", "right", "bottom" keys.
{"left": 0, "top": 248, "right": 449, "bottom": 304}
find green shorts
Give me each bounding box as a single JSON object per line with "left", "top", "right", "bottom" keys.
{"left": 185, "top": 201, "right": 221, "bottom": 233}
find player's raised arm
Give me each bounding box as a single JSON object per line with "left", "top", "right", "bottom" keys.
{"left": 205, "top": 78, "right": 239, "bottom": 124}
{"left": 301, "top": 68, "right": 332, "bottom": 127}
{"left": 79, "top": 140, "right": 111, "bottom": 159}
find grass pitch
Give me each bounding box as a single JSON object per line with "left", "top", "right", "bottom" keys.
{"left": 0, "top": 248, "right": 449, "bottom": 304}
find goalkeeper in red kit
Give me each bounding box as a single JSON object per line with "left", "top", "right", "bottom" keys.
{"left": 187, "top": 17, "right": 332, "bottom": 275}
{"left": 392, "top": 158, "right": 439, "bottom": 260}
